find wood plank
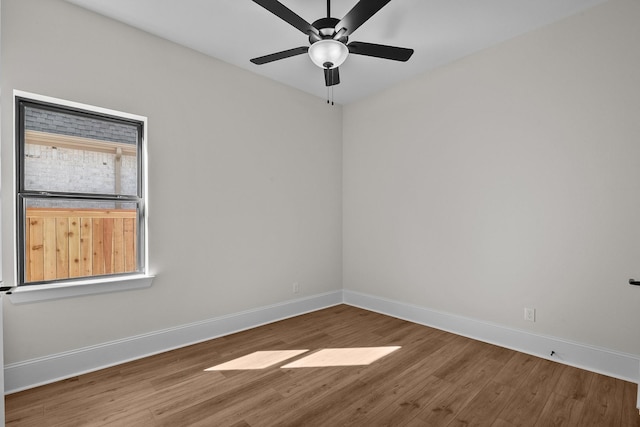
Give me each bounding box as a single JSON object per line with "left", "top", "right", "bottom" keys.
{"left": 113, "top": 218, "right": 125, "bottom": 273}
{"left": 495, "top": 387, "right": 548, "bottom": 426}
{"left": 190, "top": 394, "right": 281, "bottom": 427}
{"left": 4, "top": 401, "right": 45, "bottom": 427}
{"left": 55, "top": 217, "right": 69, "bottom": 279}
{"left": 102, "top": 218, "right": 114, "bottom": 274}
{"left": 159, "top": 380, "right": 284, "bottom": 427}
{"left": 358, "top": 374, "right": 449, "bottom": 426}
{"left": 252, "top": 373, "right": 370, "bottom": 426}
{"left": 450, "top": 380, "right": 516, "bottom": 427}
{"left": 492, "top": 351, "right": 540, "bottom": 389}
{"left": 25, "top": 216, "right": 32, "bottom": 283}
{"left": 133, "top": 219, "right": 137, "bottom": 270}
{"left": 622, "top": 381, "right": 640, "bottom": 427}
{"left": 534, "top": 391, "right": 584, "bottom": 426}
{"left": 80, "top": 218, "right": 93, "bottom": 277}
{"left": 67, "top": 217, "right": 81, "bottom": 278}
{"left": 521, "top": 358, "right": 563, "bottom": 396}
{"left": 576, "top": 372, "right": 624, "bottom": 426}
{"left": 123, "top": 218, "right": 136, "bottom": 272}
{"left": 432, "top": 339, "right": 502, "bottom": 384}
{"left": 92, "top": 218, "right": 105, "bottom": 275}
{"left": 43, "top": 217, "right": 57, "bottom": 280}
{"left": 554, "top": 364, "right": 594, "bottom": 402}
{"left": 28, "top": 218, "right": 45, "bottom": 282}
{"left": 26, "top": 207, "right": 136, "bottom": 219}
{"left": 414, "top": 343, "right": 505, "bottom": 425}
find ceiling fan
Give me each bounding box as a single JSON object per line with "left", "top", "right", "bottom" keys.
{"left": 250, "top": 0, "right": 414, "bottom": 89}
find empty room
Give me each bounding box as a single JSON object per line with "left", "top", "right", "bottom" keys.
{"left": 1, "top": 0, "right": 639, "bottom": 425}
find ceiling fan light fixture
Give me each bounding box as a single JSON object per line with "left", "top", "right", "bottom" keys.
{"left": 308, "top": 39, "right": 348, "bottom": 69}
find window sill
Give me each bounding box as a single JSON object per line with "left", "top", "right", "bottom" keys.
{"left": 8, "top": 275, "right": 154, "bottom": 304}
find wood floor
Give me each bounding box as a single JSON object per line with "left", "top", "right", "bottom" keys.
{"left": 6, "top": 305, "right": 640, "bottom": 426}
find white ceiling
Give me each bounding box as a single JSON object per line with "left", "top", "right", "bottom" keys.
{"left": 64, "top": 0, "right": 607, "bottom": 105}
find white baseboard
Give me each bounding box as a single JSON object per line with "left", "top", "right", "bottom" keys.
{"left": 5, "top": 288, "right": 639, "bottom": 410}
{"left": 343, "top": 289, "right": 640, "bottom": 385}
{"left": 4, "top": 290, "right": 343, "bottom": 394}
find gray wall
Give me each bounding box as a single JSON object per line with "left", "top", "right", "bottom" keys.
{"left": 1, "top": 0, "right": 343, "bottom": 363}
{"left": 343, "top": 0, "right": 640, "bottom": 356}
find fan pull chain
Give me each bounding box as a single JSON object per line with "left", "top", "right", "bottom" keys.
{"left": 326, "top": 86, "right": 335, "bottom": 106}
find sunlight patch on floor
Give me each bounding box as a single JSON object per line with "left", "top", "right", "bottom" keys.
{"left": 281, "top": 346, "right": 401, "bottom": 368}
{"left": 205, "top": 350, "right": 309, "bottom": 371}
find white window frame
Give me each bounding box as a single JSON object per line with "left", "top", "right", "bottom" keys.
{"left": 10, "top": 90, "right": 153, "bottom": 303}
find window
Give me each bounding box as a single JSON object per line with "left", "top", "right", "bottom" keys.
{"left": 15, "top": 93, "right": 148, "bottom": 288}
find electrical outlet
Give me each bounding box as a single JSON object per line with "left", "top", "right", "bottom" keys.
{"left": 292, "top": 282, "right": 299, "bottom": 294}
{"left": 524, "top": 307, "right": 536, "bottom": 322}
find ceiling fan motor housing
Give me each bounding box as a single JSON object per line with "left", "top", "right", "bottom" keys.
{"left": 310, "top": 17, "right": 348, "bottom": 43}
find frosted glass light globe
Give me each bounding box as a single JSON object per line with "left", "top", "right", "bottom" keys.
{"left": 308, "top": 39, "right": 349, "bottom": 69}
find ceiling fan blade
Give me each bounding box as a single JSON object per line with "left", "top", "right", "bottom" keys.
{"left": 347, "top": 41, "right": 414, "bottom": 62}
{"left": 335, "top": 0, "right": 392, "bottom": 37}
{"left": 250, "top": 46, "right": 309, "bottom": 65}
{"left": 324, "top": 67, "right": 340, "bottom": 86}
{"left": 252, "top": 0, "right": 319, "bottom": 37}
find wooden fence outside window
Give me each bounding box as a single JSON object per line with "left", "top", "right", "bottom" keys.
{"left": 25, "top": 208, "right": 137, "bottom": 283}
